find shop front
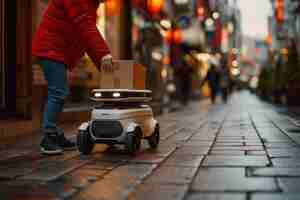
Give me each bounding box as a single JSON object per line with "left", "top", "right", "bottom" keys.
{"left": 32, "top": 0, "right": 131, "bottom": 130}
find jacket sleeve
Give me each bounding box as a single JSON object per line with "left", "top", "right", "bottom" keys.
{"left": 63, "top": 0, "right": 111, "bottom": 68}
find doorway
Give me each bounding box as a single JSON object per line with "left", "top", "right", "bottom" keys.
{"left": 0, "top": 0, "right": 17, "bottom": 118}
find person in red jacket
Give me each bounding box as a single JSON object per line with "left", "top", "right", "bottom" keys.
{"left": 32, "top": 0, "right": 112, "bottom": 155}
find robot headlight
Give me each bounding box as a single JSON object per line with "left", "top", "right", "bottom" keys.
{"left": 113, "top": 92, "right": 121, "bottom": 98}
{"left": 94, "top": 92, "right": 102, "bottom": 98}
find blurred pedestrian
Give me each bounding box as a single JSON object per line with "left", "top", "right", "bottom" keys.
{"left": 219, "top": 58, "right": 230, "bottom": 103}
{"left": 32, "top": 0, "right": 113, "bottom": 155}
{"left": 201, "top": 64, "right": 220, "bottom": 104}
{"left": 178, "top": 60, "right": 194, "bottom": 106}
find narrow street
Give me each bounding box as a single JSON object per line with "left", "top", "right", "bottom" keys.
{"left": 1, "top": 91, "right": 300, "bottom": 200}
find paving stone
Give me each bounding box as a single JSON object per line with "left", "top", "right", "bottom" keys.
{"left": 191, "top": 130, "right": 217, "bottom": 136}
{"left": 245, "top": 142, "right": 263, "bottom": 146}
{"left": 186, "top": 193, "right": 247, "bottom": 200}
{"left": 3, "top": 92, "right": 300, "bottom": 199}
{"left": 105, "top": 163, "right": 157, "bottom": 181}
{"left": 210, "top": 150, "right": 245, "bottom": 155}
{"left": 256, "top": 127, "right": 286, "bottom": 136}
{"left": 217, "top": 136, "right": 244, "bottom": 140}
{"left": 191, "top": 168, "right": 278, "bottom": 192}
{"left": 278, "top": 178, "right": 300, "bottom": 192}
{"left": 261, "top": 138, "right": 292, "bottom": 143}
{"left": 0, "top": 162, "right": 36, "bottom": 180}
{"left": 246, "top": 150, "right": 267, "bottom": 156}
{"left": 84, "top": 161, "right": 122, "bottom": 171}
{"left": 216, "top": 139, "right": 247, "bottom": 143}
{"left": 146, "top": 166, "right": 198, "bottom": 184}
{"left": 202, "top": 155, "right": 270, "bottom": 167}
{"left": 0, "top": 181, "right": 58, "bottom": 200}
{"left": 267, "top": 148, "right": 300, "bottom": 158}
{"left": 169, "top": 132, "right": 194, "bottom": 142}
{"left": 40, "top": 151, "right": 80, "bottom": 163}
{"left": 253, "top": 123, "right": 274, "bottom": 128}
{"left": 0, "top": 152, "right": 42, "bottom": 168}
{"left": 250, "top": 193, "right": 300, "bottom": 200}
{"left": 183, "top": 141, "right": 214, "bottom": 147}
{"left": 161, "top": 129, "right": 179, "bottom": 141}
{"left": 265, "top": 142, "right": 299, "bottom": 149}
{"left": 129, "top": 153, "right": 169, "bottom": 164}
{"left": 190, "top": 136, "right": 216, "bottom": 141}
{"left": 91, "top": 146, "right": 173, "bottom": 163}
{"left": 128, "top": 184, "right": 188, "bottom": 200}
{"left": 214, "top": 142, "right": 244, "bottom": 146}
{"left": 249, "top": 167, "right": 300, "bottom": 177}
{"left": 47, "top": 177, "right": 80, "bottom": 199}
{"left": 163, "top": 153, "right": 204, "bottom": 167}
{"left": 0, "top": 150, "right": 41, "bottom": 163}
{"left": 66, "top": 167, "right": 107, "bottom": 188}
{"left": 160, "top": 140, "right": 181, "bottom": 149}
{"left": 73, "top": 164, "right": 157, "bottom": 200}
{"left": 286, "top": 135, "right": 300, "bottom": 146}
{"left": 244, "top": 135, "right": 261, "bottom": 139}
{"left": 176, "top": 146, "right": 210, "bottom": 155}
{"left": 272, "top": 158, "right": 300, "bottom": 167}
{"left": 20, "top": 159, "right": 90, "bottom": 182}
{"left": 212, "top": 146, "right": 264, "bottom": 151}
{"left": 79, "top": 152, "right": 127, "bottom": 163}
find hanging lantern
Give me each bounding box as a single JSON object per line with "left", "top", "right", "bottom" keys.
{"left": 165, "top": 30, "right": 173, "bottom": 44}
{"left": 164, "top": 29, "right": 182, "bottom": 44}
{"left": 163, "top": 56, "right": 171, "bottom": 65}
{"left": 275, "top": 0, "right": 284, "bottom": 23}
{"left": 266, "top": 35, "right": 272, "bottom": 45}
{"left": 173, "top": 29, "right": 182, "bottom": 44}
{"left": 106, "top": 0, "right": 121, "bottom": 16}
{"left": 147, "top": 0, "right": 164, "bottom": 14}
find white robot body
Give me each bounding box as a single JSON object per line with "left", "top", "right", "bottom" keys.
{"left": 77, "top": 89, "right": 160, "bottom": 155}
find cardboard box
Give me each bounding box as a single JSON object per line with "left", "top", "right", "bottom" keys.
{"left": 100, "top": 60, "right": 146, "bottom": 89}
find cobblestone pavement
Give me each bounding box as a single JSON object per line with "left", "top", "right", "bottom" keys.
{"left": 1, "top": 91, "right": 300, "bottom": 200}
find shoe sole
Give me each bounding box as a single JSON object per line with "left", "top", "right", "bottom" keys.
{"left": 41, "top": 147, "right": 63, "bottom": 155}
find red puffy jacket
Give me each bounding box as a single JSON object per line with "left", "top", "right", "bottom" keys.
{"left": 32, "top": 0, "right": 110, "bottom": 69}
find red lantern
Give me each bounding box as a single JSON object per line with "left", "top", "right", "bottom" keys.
{"left": 163, "top": 56, "right": 171, "bottom": 65}
{"left": 275, "top": 0, "right": 284, "bottom": 23}
{"left": 147, "top": 0, "right": 164, "bottom": 14}
{"left": 106, "top": 0, "right": 121, "bottom": 16}
{"left": 164, "top": 29, "right": 182, "bottom": 44}
{"left": 197, "top": 7, "right": 205, "bottom": 17}
{"left": 165, "top": 30, "right": 173, "bottom": 44}
{"left": 173, "top": 29, "right": 182, "bottom": 44}
{"left": 266, "top": 35, "right": 272, "bottom": 45}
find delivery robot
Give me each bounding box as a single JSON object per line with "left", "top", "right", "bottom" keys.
{"left": 77, "top": 89, "right": 160, "bottom": 155}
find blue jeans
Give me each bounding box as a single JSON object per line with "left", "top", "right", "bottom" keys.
{"left": 39, "top": 59, "right": 69, "bottom": 132}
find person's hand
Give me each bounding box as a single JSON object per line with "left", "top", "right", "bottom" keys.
{"left": 100, "top": 54, "right": 114, "bottom": 73}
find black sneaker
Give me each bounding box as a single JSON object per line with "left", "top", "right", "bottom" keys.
{"left": 57, "top": 134, "right": 76, "bottom": 150}
{"left": 40, "top": 134, "right": 63, "bottom": 155}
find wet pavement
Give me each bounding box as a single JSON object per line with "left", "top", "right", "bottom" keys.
{"left": 1, "top": 91, "right": 300, "bottom": 200}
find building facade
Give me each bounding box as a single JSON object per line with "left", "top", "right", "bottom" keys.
{"left": 0, "top": 0, "right": 133, "bottom": 129}
{"left": 268, "top": 0, "right": 300, "bottom": 105}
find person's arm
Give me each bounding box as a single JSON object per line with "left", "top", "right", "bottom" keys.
{"left": 63, "top": 0, "right": 111, "bottom": 70}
